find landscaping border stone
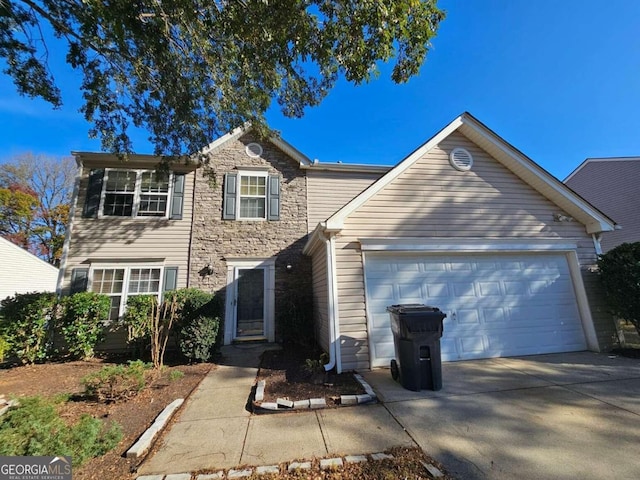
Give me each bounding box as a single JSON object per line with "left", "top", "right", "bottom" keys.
{"left": 251, "top": 372, "right": 377, "bottom": 413}
{"left": 126, "top": 399, "right": 184, "bottom": 459}
{"left": 135, "top": 452, "right": 407, "bottom": 480}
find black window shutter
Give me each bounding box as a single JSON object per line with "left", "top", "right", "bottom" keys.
{"left": 163, "top": 267, "right": 178, "bottom": 292}
{"left": 267, "top": 175, "right": 280, "bottom": 221}
{"left": 170, "top": 173, "right": 185, "bottom": 220}
{"left": 83, "top": 169, "right": 104, "bottom": 218}
{"left": 223, "top": 173, "right": 237, "bottom": 220}
{"left": 70, "top": 268, "right": 89, "bottom": 294}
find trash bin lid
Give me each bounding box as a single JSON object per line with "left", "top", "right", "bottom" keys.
{"left": 387, "top": 304, "right": 442, "bottom": 314}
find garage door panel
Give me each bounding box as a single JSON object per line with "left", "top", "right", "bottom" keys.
{"left": 452, "top": 282, "right": 477, "bottom": 297}
{"left": 456, "top": 309, "right": 481, "bottom": 325}
{"left": 459, "top": 336, "right": 488, "bottom": 355}
{"left": 365, "top": 252, "right": 587, "bottom": 366}
{"left": 426, "top": 283, "right": 451, "bottom": 297}
{"left": 478, "top": 281, "right": 502, "bottom": 296}
{"left": 397, "top": 283, "right": 423, "bottom": 301}
{"left": 482, "top": 307, "right": 508, "bottom": 324}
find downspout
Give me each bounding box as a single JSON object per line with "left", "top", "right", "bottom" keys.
{"left": 591, "top": 233, "right": 603, "bottom": 256}
{"left": 56, "top": 157, "right": 83, "bottom": 295}
{"left": 324, "top": 232, "right": 342, "bottom": 373}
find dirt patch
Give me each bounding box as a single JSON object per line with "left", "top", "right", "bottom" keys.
{"left": 255, "top": 347, "right": 365, "bottom": 406}
{"left": 0, "top": 359, "right": 211, "bottom": 480}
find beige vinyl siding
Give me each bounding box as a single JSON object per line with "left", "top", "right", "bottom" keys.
{"left": 311, "top": 240, "right": 330, "bottom": 352}
{"left": 61, "top": 164, "right": 195, "bottom": 295}
{"left": 335, "top": 242, "right": 369, "bottom": 371}
{"left": 306, "top": 170, "right": 384, "bottom": 232}
{"left": 333, "top": 131, "right": 616, "bottom": 370}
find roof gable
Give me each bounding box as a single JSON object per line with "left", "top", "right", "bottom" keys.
{"left": 201, "top": 126, "right": 312, "bottom": 167}
{"left": 324, "top": 112, "right": 615, "bottom": 235}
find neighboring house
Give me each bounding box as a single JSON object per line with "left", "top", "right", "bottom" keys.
{"left": 58, "top": 112, "right": 618, "bottom": 372}
{"left": 564, "top": 157, "right": 640, "bottom": 253}
{"left": 0, "top": 237, "right": 59, "bottom": 299}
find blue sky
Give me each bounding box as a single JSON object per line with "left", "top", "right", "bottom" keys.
{"left": 1, "top": 0, "right": 639, "bottom": 180}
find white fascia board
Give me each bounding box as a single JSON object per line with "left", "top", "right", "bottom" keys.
{"left": 358, "top": 237, "right": 579, "bottom": 252}
{"left": 459, "top": 116, "right": 615, "bottom": 234}
{"left": 270, "top": 136, "right": 312, "bottom": 166}
{"left": 325, "top": 115, "right": 465, "bottom": 230}
{"left": 200, "top": 125, "right": 248, "bottom": 155}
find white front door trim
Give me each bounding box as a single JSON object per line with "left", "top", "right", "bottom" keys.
{"left": 223, "top": 257, "right": 276, "bottom": 345}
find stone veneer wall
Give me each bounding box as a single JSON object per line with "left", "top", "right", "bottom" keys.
{"left": 189, "top": 133, "right": 311, "bottom": 341}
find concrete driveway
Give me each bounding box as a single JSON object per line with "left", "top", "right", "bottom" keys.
{"left": 363, "top": 351, "right": 640, "bottom": 480}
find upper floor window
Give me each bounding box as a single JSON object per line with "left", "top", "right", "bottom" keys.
{"left": 101, "top": 169, "right": 171, "bottom": 218}
{"left": 223, "top": 171, "right": 280, "bottom": 221}
{"left": 83, "top": 168, "right": 186, "bottom": 220}
{"left": 239, "top": 173, "right": 267, "bottom": 219}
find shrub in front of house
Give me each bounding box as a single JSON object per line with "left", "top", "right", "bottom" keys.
{"left": 0, "top": 334, "right": 10, "bottom": 363}
{"left": 82, "top": 360, "right": 152, "bottom": 402}
{"left": 178, "top": 314, "right": 219, "bottom": 362}
{"left": 120, "top": 294, "right": 156, "bottom": 355}
{"left": 121, "top": 288, "right": 222, "bottom": 363}
{"left": 0, "top": 396, "right": 122, "bottom": 466}
{"left": 59, "top": 292, "right": 111, "bottom": 360}
{"left": 598, "top": 242, "right": 640, "bottom": 337}
{"left": 0, "top": 292, "right": 58, "bottom": 364}
{"left": 171, "top": 288, "right": 222, "bottom": 362}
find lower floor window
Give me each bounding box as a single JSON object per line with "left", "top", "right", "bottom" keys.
{"left": 91, "top": 266, "right": 162, "bottom": 321}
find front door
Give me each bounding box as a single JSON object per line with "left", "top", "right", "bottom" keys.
{"left": 224, "top": 258, "right": 276, "bottom": 345}
{"left": 235, "top": 267, "right": 265, "bottom": 338}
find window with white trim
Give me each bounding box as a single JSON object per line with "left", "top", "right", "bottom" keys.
{"left": 101, "top": 169, "right": 171, "bottom": 218}
{"left": 238, "top": 171, "right": 268, "bottom": 220}
{"left": 90, "top": 266, "right": 163, "bottom": 321}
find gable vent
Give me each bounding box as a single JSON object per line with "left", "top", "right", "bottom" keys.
{"left": 245, "top": 142, "right": 263, "bottom": 158}
{"left": 449, "top": 147, "right": 473, "bottom": 171}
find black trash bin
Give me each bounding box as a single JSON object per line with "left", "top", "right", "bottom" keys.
{"left": 387, "top": 304, "right": 446, "bottom": 391}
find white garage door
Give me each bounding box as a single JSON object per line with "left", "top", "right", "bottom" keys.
{"left": 364, "top": 252, "right": 587, "bottom": 367}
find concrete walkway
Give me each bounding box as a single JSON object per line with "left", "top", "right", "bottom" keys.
{"left": 140, "top": 347, "right": 640, "bottom": 480}
{"left": 139, "top": 344, "right": 413, "bottom": 476}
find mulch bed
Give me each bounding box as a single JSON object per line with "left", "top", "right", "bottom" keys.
{"left": 0, "top": 357, "right": 211, "bottom": 480}
{"left": 255, "top": 346, "right": 365, "bottom": 406}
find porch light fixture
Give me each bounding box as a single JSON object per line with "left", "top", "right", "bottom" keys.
{"left": 204, "top": 264, "right": 214, "bottom": 275}
{"left": 286, "top": 263, "right": 293, "bottom": 273}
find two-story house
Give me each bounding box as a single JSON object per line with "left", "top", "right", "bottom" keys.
{"left": 58, "top": 113, "right": 618, "bottom": 372}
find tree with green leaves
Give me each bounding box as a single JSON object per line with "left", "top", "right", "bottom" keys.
{"left": 0, "top": 153, "right": 74, "bottom": 264}
{"left": 597, "top": 242, "right": 640, "bottom": 337}
{"left": 1, "top": 0, "right": 444, "bottom": 156}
